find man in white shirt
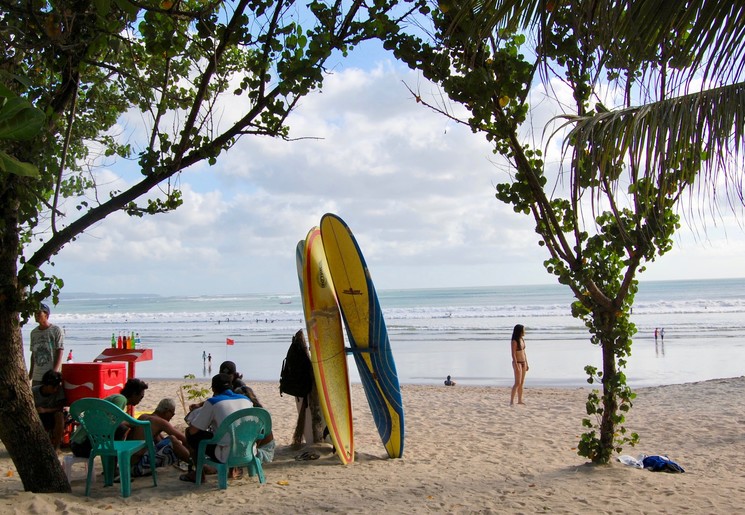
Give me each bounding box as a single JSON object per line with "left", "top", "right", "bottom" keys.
{"left": 180, "top": 373, "right": 252, "bottom": 482}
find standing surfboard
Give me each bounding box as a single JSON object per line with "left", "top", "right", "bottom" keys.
{"left": 293, "top": 241, "right": 325, "bottom": 446}
{"left": 297, "top": 229, "right": 354, "bottom": 464}
{"left": 320, "top": 213, "right": 404, "bottom": 459}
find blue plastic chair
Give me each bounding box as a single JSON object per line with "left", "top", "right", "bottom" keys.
{"left": 69, "top": 398, "right": 158, "bottom": 497}
{"left": 195, "top": 407, "right": 271, "bottom": 489}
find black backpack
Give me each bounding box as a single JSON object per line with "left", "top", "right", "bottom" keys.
{"left": 279, "top": 330, "right": 314, "bottom": 398}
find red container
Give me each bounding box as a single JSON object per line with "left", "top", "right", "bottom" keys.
{"left": 61, "top": 362, "right": 127, "bottom": 404}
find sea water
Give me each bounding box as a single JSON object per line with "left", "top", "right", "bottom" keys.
{"left": 21, "top": 278, "right": 745, "bottom": 388}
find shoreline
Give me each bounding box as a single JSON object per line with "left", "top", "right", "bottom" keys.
{"left": 2, "top": 377, "right": 744, "bottom": 513}
{"left": 135, "top": 372, "right": 745, "bottom": 390}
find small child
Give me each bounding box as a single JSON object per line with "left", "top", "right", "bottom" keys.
{"left": 444, "top": 375, "right": 456, "bottom": 386}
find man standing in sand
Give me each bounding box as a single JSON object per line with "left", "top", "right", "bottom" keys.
{"left": 28, "top": 302, "right": 64, "bottom": 386}
{"left": 131, "top": 398, "right": 191, "bottom": 476}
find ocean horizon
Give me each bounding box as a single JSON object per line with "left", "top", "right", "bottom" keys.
{"left": 22, "top": 277, "right": 745, "bottom": 389}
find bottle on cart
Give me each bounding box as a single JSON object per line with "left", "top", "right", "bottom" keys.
{"left": 111, "top": 333, "right": 116, "bottom": 348}
{"left": 130, "top": 331, "right": 136, "bottom": 349}
{"left": 117, "top": 333, "right": 123, "bottom": 349}
{"left": 134, "top": 332, "right": 140, "bottom": 349}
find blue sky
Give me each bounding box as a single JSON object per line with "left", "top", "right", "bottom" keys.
{"left": 33, "top": 40, "right": 745, "bottom": 296}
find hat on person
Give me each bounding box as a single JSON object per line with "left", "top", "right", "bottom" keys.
{"left": 211, "top": 373, "right": 232, "bottom": 393}
{"left": 39, "top": 303, "right": 51, "bottom": 315}
{"left": 219, "top": 360, "right": 236, "bottom": 375}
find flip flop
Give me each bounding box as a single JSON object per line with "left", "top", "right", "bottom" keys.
{"left": 294, "top": 451, "right": 311, "bottom": 461}
{"left": 295, "top": 451, "right": 320, "bottom": 461}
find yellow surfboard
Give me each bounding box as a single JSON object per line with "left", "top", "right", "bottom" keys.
{"left": 296, "top": 229, "right": 354, "bottom": 464}
{"left": 320, "top": 214, "right": 404, "bottom": 459}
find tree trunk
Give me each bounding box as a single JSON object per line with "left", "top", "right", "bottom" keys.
{"left": 0, "top": 184, "right": 70, "bottom": 493}
{"left": 598, "top": 311, "right": 619, "bottom": 464}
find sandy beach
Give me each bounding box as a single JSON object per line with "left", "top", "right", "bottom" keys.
{"left": 1, "top": 376, "right": 744, "bottom": 513}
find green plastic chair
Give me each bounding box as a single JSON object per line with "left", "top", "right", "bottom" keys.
{"left": 195, "top": 407, "right": 271, "bottom": 489}
{"left": 69, "top": 398, "right": 158, "bottom": 498}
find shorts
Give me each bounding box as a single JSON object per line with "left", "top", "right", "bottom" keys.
{"left": 186, "top": 429, "right": 219, "bottom": 462}
{"left": 71, "top": 439, "right": 92, "bottom": 458}
{"left": 133, "top": 438, "right": 178, "bottom": 477}
{"left": 39, "top": 412, "right": 57, "bottom": 431}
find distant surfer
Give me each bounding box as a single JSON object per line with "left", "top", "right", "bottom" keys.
{"left": 660, "top": 328, "right": 665, "bottom": 342}
{"left": 444, "top": 375, "right": 456, "bottom": 386}
{"left": 202, "top": 350, "right": 206, "bottom": 365}
{"left": 510, "top": 324, "right": 529, "bottom": 406}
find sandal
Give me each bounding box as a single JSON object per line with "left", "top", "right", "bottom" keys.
{"left": 294, "top": 451, "right": 320, "bottom": 461}
{"left": 179, "top": 472, "right": 197, "bottom": 483}
{"left": 179, "top": 470, "right": 205, "bottom": 483}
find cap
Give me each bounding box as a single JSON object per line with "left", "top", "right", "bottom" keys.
{"left": 219, "top": 361, "right": 236, "bottom": 375}
{"left": 212, "top": 373, "right": 232, "bottom": 393}
{"left": 39, "top": 303, "right": 51, "bottom": 315}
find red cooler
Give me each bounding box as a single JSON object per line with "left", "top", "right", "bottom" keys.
{"left": 61, "top": 362, "right": 127, "bottom": 404}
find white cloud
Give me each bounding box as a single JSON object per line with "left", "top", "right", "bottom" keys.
{"left": 40, "top": 56, "right": 745, "bottom": 295}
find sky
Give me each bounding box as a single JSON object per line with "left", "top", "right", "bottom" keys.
{"left": 31, "top": 41, "right": 745, "bottom": 297}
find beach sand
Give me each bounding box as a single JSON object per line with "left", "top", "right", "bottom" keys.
{"left": 1, "top": 376, "right": 744, "bottom": 513}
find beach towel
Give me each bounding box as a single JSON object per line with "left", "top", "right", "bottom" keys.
{"left": 133, "top": 437, "right": 177, "bottom": 477}
{"left": 642, "top": 455, "right": 685, "bottom": 473}
{"left": 617, "top": 455, "right": 644, "bottom": 468}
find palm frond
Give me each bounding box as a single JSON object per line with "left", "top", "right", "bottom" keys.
{"left": 617, "top": 0, "right": 745, "bottom": 84}
{"left": 455, "top": 0, "right": 745, "bottom": 84}
{"left": 565, "top": 81, "right": 745, "bottom": 199}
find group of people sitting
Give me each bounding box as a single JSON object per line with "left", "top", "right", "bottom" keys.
{"left": 33, "top": 360, "right": 272, "bottom": 483}
{"left": 179, "top": 360, "right": 275, "bottom": 482}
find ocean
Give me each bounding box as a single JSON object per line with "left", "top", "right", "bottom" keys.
{"left": 21, "top": 278, "right": 745, "bottom": 388}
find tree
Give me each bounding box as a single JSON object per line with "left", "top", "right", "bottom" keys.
{"left": 0, "top": 0, "right": 418, "bottom": 492}
{"left": 387, "top": 0, "right": 745, "bottom": 463}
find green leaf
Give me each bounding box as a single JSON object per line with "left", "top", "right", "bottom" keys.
{"left": 0, "top": 150, "right": 39, "bottom": 177}
{"left": 0, "top": 97, "right": 45, "bottom": 140}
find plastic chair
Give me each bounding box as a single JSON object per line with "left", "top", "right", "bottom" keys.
{"left": 195, "top": 407, "right": 271, "bottom": 489}
{"left": 69, "top": 398, "right": 158, "bottom": 497}
{"left": 61, "top": 454, "right": 89, "bottom": 481}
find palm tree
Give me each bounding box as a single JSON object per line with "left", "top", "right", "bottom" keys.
{"left": 388, "top": 0, "right": 745, "bottom": 462}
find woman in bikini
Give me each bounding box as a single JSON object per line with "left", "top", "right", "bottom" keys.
{"left": 510, "top": 324, "right": 529, "bottom": 406}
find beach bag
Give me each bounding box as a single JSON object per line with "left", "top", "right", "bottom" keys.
{"left": 279, "top": 331, "right": 314, "bottom": 398}
{"left": 642, "top": 455, "right": 685, "bottom": 473}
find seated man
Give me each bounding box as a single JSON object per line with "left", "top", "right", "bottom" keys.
{"left": 130, "top": 398, "right": 191, "bottom": 477}
{"left": 69, "top": 378, "right": 149, "bottom": 458}
{"left": 32, "top": 370, "right": 67, "bottom": 450}
{"left": 444, "top": 375, "right": 457, "bottom": 386}
{"left": 219, "top": 360, "right": 275, "bottom": 464}
{"left": 180, "top": 373, "right": 253, "bottom": 483}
